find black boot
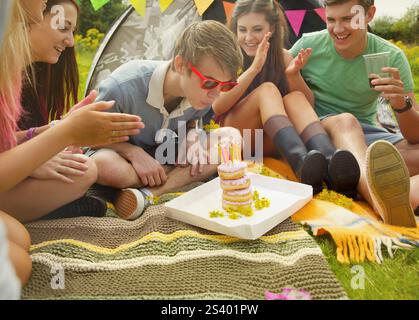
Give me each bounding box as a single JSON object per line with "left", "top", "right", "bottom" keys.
{"left": 273, "top": 126, "right": 328, "bottom": 193}
{"left": 306, "top": 134, "right": 360, "bottom": 199}
{"left": 87, "top": 184, "right": 118, "bottom": 203}
{"left": 42, "top": 194, "right": 108, "bottom": 220}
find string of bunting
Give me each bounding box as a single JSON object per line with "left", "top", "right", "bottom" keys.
{"left": 83, "top": 0, "right": 326, "bottom": 36}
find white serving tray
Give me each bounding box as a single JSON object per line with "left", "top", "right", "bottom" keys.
{"left": 164, "top": 173, "right": 312, "bottom": 240}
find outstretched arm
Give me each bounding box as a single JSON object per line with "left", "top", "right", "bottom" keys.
{"left": 0, "top": 101, "right": 143, "bottom": 192}
{"left": 212, "top": 32, "right": 271, "bottom": 116}
{"left": 284, "top": 49, "right": 315, "bottom": 107}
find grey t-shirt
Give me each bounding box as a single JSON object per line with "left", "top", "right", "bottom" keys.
{"left": 96, "top": 60, "right": 211, "bottom": 149}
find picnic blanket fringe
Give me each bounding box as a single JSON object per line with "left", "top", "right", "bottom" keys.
{"left": 329, "top": 232, "right": 416, "bottom": 264}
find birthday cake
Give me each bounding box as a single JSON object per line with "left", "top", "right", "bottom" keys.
{"left": 217, "top": 144, "right": 253, "bottom": 212}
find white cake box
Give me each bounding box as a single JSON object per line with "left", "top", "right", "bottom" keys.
{"left": 164, "top": 173, "right": 312, "bottom": 240}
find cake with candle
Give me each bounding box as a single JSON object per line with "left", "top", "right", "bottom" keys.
{"left": 217, "top": 143, "right": 253, "bottom": 212}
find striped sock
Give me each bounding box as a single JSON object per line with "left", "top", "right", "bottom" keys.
{"left": 139, "top": 188, "right": 153, "bottom": 206}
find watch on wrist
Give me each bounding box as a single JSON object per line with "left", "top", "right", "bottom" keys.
{"left": 393, "top": 96, "right": 413, "bottom": 114}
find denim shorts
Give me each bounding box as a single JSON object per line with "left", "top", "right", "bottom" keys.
{"left": 320, "top": 114, "right": 404, "bottom": 146}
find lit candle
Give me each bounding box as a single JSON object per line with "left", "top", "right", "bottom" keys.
{"left": 229, "top": 144, "right": 234, "bottom": 162}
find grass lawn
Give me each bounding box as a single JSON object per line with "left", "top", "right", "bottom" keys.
{"left": 76, "top": 50, "right": 419, "bottom": 300}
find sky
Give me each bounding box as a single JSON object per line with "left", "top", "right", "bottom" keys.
{"left": 374, "top": 0, "right": 418, "bottom": 18}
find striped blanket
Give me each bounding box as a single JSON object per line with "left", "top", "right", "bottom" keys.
{"left": 23, "top": 191, "right": 347, "bottom": 300}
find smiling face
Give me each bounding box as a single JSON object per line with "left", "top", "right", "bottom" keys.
{"left": 236, "top": 12, "right": 272, "bottom": 57}
{"left": 29, "top": 2, "right": 78, "bottom": 64}
{"left": 21, "top": 0, "right": 47, "bottom": 24}
{"left": 326, "top": 0, "right": 375, "bottom": 59}
{"left": 176, "top": 55, "right": 236, "bottom": 109}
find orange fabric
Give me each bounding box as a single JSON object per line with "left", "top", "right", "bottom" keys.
{"left": 260, "top": 157, "right": 419, "bottom": 264}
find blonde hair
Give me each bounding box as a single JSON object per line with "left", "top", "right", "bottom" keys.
{"left": 0, "top": 0, "right": 32, "bottom": 152}
{"left": 171, "top": 20, "right": 243, "bottom": 79}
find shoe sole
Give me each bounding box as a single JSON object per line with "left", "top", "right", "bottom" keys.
{"left": 328, "top": 150, "right": 360, "bottom": 193}
{"left": 366, "top": 141, "right": 416, "bottom": 227}
{"left": 114, "top": 189, "right": 144, "bottom": 220}
{"left": 300, "top": 151, "right": 328, "bottom": 192}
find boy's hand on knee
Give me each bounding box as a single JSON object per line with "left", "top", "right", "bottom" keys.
{"left": 130, "top": 148, "right": 167, "bottom": 187}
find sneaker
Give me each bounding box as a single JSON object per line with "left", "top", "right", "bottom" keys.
{"left": 113, "top": 188, "right": 150, "bottom": 220}
{"left": 43, "top": 195, "right": 108, "bottom": 220}
{"left": 326, "top": 150, "right": 360, "bottom": 200}
{"left": 366, "top": 141, "right": 416, "bottom": 228}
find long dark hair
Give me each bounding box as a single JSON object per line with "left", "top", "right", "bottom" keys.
{"left": 230, "top": 0, "right": 290, "bottom": 97}
{"left": 19, "top": 0, "right": 79, "bottom": 129}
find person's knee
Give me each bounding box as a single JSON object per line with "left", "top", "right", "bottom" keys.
{"left": 284, "top": 91, "right": 305, "bottom": 102}
{"left": 9, "top": 241, "right": 32, "bottom": 286}
{"left": 0, "top": 211, "right": 31, "bottom": 251}
{"left": 256, "top": 82, "right": 279, "bottom": 96}
{"left": 76, "top": 156, "right": 98, "bottom": 193}
{"left": 323, "top": 113, "right": 361, "bottom": 133}
{"left": 92, "top": 151, "right": 131, "bottom": 188}
{"left": 283, "top": 91, "right": 306, "bottom": 112}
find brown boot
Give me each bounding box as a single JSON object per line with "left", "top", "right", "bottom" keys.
{"left": 366, "top": 141, "right": 416, "bottom": 228}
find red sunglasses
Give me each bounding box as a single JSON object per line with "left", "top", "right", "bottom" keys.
{"left": 189, "top": 63, "right": 238, "bottom": 92}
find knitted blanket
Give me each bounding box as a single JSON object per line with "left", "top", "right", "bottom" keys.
{"left": 23, "top": 191, "right": 347, "bottom": 300}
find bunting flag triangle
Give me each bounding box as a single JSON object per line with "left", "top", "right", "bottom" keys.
{"left": 130, "top": 0, "right": 146, "bottom": 17}
{"left": 194, "top": 0, "right": 215, "bottom": 16}
{"left": 284, "top": 10, "right": 307, "bottom": 37}
{"left": 314, "top": 8, "right": 327, "bottom": 23}
{"left": 159, "top": 0, "right": 174, "bottom": 13}
{"left": 223, "top": 1, "right": 235, "bottom": 26}
{"left": 90, "top": 0, "right": 110, "bottom": 11}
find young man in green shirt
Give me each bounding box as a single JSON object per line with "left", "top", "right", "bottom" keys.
{"left": 290, "top": 0, "right": 418, "bottom": 227}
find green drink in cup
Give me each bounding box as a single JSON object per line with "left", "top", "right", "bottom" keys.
{"left": 363, "top": 52, "right": 390, "bottom": 88}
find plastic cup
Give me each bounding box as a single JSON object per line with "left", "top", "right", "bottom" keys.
{"left": 363, "top": 52, "right": 390, "bottom": 88}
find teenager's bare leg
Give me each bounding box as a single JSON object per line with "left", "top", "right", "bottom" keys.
{"left": 222, "top": 82, "right": 287, "bottom": 156}
{"left": 283, "top": 91, "right": 325, "bottom": 134}
{"left": 0, "top": 157, "right": 98, "bottom": 223}
{"left": 394, "top": 140, "right": 419, "bottom": 176}
{"left": 410, "top": 175, "right": 419, "bottom": 210}
{"left": 321, "top": 113, "right": 373, "bottom": 203}
{"left": 93, "top": 149, "right": 172, "bottom": 189}
{"left": 150, "top": 164, "right": 217, "bottom": 197}
{"left": 8, "top": 241, "right": 32, "bottom": 285}
{"left": 0, "top": 211, "right": 30, "bottom": 251}
{"left": 322, "top": 113, "right": 419, "bottom": 210}
{"left": 0, "top": 210, "right": 32, "bottom": 286}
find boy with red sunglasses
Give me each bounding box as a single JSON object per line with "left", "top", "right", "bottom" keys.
{"left": 87, "top": 21, "right": 243, "bottom": 220}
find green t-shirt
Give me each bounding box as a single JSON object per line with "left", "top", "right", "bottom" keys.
{"left": 290, "top": 30, "right": 414, "bottom": 125}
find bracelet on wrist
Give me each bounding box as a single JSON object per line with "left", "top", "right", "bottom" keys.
{"left": 25, "top": 127, "right": 37, "bottom": 141}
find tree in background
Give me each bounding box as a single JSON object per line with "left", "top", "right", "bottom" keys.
{"left": 372, "top": 5, "right": 419, "bottom": 44}
{"left": 78, "top": 0, "right": 128, "bottom": 36}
